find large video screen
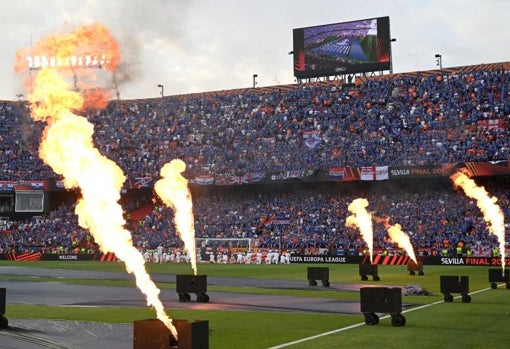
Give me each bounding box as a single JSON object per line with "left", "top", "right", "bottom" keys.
{"left": 293, "top": 16, "right": 391, "bottom": 79}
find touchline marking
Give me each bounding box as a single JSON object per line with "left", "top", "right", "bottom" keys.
{"left": 266, "top": 321, "right": 366, "bottom": 349}
{"left": 266, "top": 284, "right": 499, "bottom": 349}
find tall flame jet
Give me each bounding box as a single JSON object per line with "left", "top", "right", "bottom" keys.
{"left": 451, "top": 170, "right": 506, "bottom": 272}
{"left": 382, "top": 219, "right": 418, "bottom": 265}
{"left": 346, "top": 198, "right": 374, "bottom": 263}
{"left": 154, "top": 159, "right": 198, "bottom": 275}
{"left": 15, "top": 23, "right": 178, "bottom": 338}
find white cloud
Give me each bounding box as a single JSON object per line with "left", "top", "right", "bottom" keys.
{"left": 1, "top": 0, "right": 510, "bottom": 100}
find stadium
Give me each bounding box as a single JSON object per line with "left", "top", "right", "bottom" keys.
{"left": 0, "top": 14, "right": 509, "bottom": 349}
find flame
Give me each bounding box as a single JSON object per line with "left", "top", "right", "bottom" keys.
{"left": 385, "top": 222, "right": 418, "bottom": 264}
{"left": 374, "top": 216, "right": 417, "bottom": 264}
{"left": 16, "top": 24, "right": 178, "bottom": 338}
{"left": 451, "top": 170, "right": 506, "bottom": 272}
{"left": 15, "top": 23, "right": 120, "bottom": 73}
{"left": 346, "top": 198, "right": 374, "bottom": 263}
{"left": 154, "top": 159, "right": 198, "bottom": 275}
{"left": 14, "top": 23, "right": 119, "bottom": 109}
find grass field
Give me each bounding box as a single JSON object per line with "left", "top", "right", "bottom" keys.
{"left": 1, "top": 260, "right": 510, "bottom": 348}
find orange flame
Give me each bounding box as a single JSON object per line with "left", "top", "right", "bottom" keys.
{"left": 154, "top": 159, "right": 198, "bottom": 275}
{"left": 375, "top": 216, "right": 417, "bottom": 263}
{"left": 15, "top": 23, "right": 119, "bottom": 110}
{"left": 385, "top": 223, "right": 418, "bottom": 264}
{"left": 14, "top": 23, "right": 120, "bottom": 73}
{"left": 451, "top": 170, "right": 506, "bottom": 272}
{"left": 346, "top": 198, "right": 374, "bottom": 263}
{"left": 16, "top": 24, "right": 178, "bottom": 338}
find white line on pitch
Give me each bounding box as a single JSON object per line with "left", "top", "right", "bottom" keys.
{"left": 266, "top": 284, "right": 500, "bottom": 349}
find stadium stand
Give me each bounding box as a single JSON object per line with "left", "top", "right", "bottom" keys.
{"left": 0, "top": 62, "right": 509, "bottom": 259}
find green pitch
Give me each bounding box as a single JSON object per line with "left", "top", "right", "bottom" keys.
{"left": 2, "top": 261, "right": 509, "bottom": 348}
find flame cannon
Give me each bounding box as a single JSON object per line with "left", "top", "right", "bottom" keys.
{"left": 134, "top": 318, "right": 209, "bottom": 349}
{"left": 407, "top": 258, "right": 424, "bottom": 276}
{"left": 0, "top": 288, "right": 7, "bottom": 329}
{"left": 360, "top": 287, "right": 406, "bottom": 327}
{"left": 440, "top": 275, "right": 471, "bottom": 303}
{"left": 359, "top": 263, "right": 380, "bottom": 281}
{"left": 176, "top": 275, "right": 209, "bottom": 302}
{"left": 488, "top": 269, "right": 510, "bottom": 289}
{"left": 307, "top": 267, "right": 330, "bottom": 287}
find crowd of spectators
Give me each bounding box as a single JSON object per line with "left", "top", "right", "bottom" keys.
{"left": 1, "top": 176, "right": 508, "bottom": 258}
{"left": 0, "top": 198, "right": 94, "bottom": 255}
{"left": 1, "top": 67, "right": 509, "bottom": 181}
{"left": 303, "top": 19, "right": 376, "bottom": 45}
{"left": 0, "top": 64, "right": 509, "bottom": 258}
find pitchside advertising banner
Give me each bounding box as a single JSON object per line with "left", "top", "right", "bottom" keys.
{"left": 0, "top": 252, "right": 118, "bottom": 262}
{"left": 288, "top": 254, "right": 510, "bottom": 266}
{"left": 2, "top": 252, "right": 508, "bottom": 267}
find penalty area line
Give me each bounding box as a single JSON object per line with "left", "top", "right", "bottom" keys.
{"left": 266, "top": 285, "right": 497, "bottom": 349}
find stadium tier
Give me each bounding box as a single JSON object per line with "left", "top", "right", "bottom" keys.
{"left": 2, "top": 62, "right": 509, "bottom": 183}
{"left": 0, "top": 62, "right": 509, "bottom": 259}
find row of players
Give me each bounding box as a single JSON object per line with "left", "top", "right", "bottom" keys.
{"left": 143, "top": 248, "right": 291, "bottom": 265}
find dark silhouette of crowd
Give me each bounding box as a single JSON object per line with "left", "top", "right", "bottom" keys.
{"left": 0, "top": 64, "right": 509, "bottom": 257}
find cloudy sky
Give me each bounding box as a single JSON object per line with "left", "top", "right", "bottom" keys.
{"left": 1, "top": 0, "right": 509, "bottom": 100}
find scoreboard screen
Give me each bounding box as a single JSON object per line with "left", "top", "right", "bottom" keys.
{"left": 293, "top": 16, "right": 391, "bottom": 78}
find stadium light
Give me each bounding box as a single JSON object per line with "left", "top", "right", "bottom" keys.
{"left": 253, "top": 74, "right": 258, "bottom": 88}
{"left": 390, "top": 38, "right": 396, "bottom": 74}
{"left": 435, "top": 54, "right": 442, "bottom": 69}
{"left": 157, "top": 84, "right": 164, "bottom": 97}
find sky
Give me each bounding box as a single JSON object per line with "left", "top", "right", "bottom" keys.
{"left": 1, "top": 0, "right": 510, "bottom": 101}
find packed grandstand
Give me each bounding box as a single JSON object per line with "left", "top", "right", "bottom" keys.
{"left": 1, "top": 62, "right": 509, "bottom": 262}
